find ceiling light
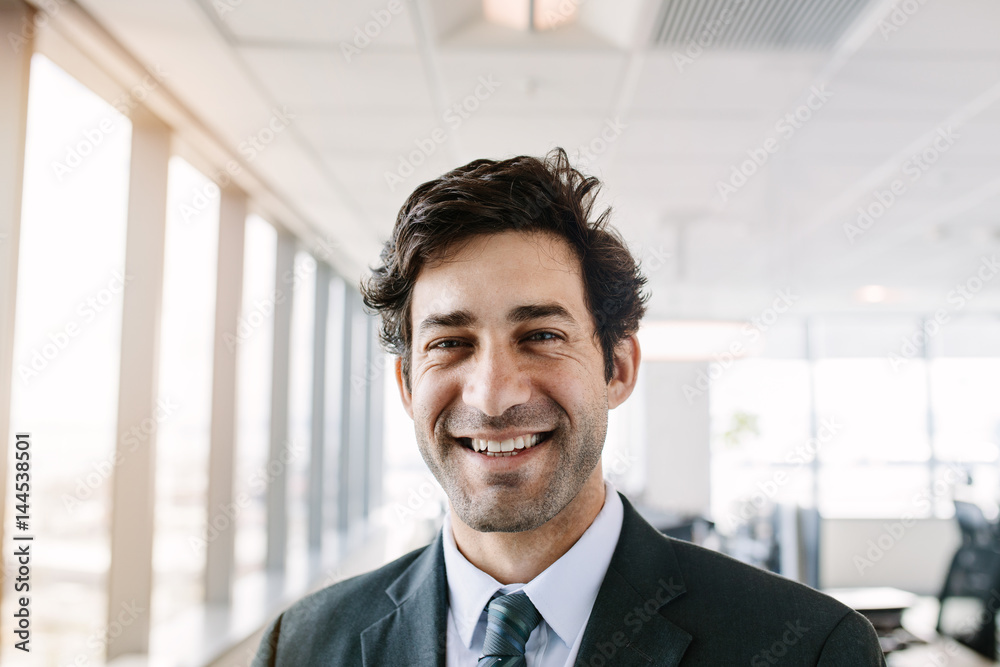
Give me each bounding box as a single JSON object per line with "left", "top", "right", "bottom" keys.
{"left": 855, "top": 285, "right": 889, "bottom": 304}
{"left": 482, "top": 0, "right": 578, "bottom": 32}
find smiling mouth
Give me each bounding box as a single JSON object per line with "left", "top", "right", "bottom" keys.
{"left": 458, "top": 432, "right": 553, "bottom": 457}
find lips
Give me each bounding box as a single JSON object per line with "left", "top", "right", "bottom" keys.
{"left": 458, "top": 432, "right": 553, "bottom": 457}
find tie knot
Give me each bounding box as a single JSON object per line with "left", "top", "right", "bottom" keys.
{"left": 478, "top": 591, "right": 542, "bottom": 666}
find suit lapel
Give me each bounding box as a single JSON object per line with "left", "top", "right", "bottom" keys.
{"left": 360, "top": 494, "right": 691, "bottom": 666}
{"left": 360, "top": 534, "right": 449, "bottom": 667}
{"left": 575, "top": 493, "right": 693, "bottom": 666}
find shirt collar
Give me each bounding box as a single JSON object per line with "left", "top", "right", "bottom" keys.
{"left": 442, "top": 480, "right": 624, "bottom": 649}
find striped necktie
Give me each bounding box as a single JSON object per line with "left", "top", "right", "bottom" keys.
{"left": 478, "top": 591, "right": 542, "bottom": 666}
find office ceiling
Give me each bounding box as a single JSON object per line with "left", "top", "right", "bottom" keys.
{"left": 66, "top": 0, "right": 1000, "bottom": 320}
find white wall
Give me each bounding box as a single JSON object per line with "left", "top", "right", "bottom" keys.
{"left": 821, "top": 518, "right": 961, "bottom": 595}
{"left": 641, "top": 361, "right": 711, "bottom": 516}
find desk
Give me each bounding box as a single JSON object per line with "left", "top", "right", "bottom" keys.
{"left": 826, "top": 588, "right": 998, "bottom": 666}
{"left": 889, "top": 597, "right": 997, "bottom": 666}
{"left": 887, "top": 641, "right": 995, "bottom": 666}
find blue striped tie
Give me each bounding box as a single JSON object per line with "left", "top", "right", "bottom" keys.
{"left": 477, "top": 591, "right": 542, "bottom": 666}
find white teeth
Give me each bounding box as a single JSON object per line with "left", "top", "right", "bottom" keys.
{"left": 469, "top": 433, "right": 548, "bottom": 457}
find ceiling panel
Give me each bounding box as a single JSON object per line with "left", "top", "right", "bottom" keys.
{"left": 616, "top": 117, "right": 788, "bottom": 159}
{"left": 298, "top": 111, "right": 440, "bottom": 156}
{"left": 239, "top": 47, "right": 435, "bottom": 112}
{"left": 216, "top": 0, "right": 418, "bottom": 47}
{"left": 820, "top": 56, "right": 1000, "bottom": 115}
{"left": 856, "top": 0, "right": 1000, "bottom": 53}
{"left": 436, "top": 51, "right": 627, "bottom": 113}
{"left": 71, "top": 0, "right": 1000, "bottom": 316}
{"left": 449, "top": 114, "right": 617, "bottom": 163}
{"left": 631, "top": 52, "right": 826, "bottom": 113}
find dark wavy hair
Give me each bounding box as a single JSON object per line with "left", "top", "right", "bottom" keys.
{"left": 361, "top": 147, "right": 648, "bottom": 389}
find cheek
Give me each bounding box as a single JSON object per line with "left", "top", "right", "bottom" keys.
{"left": 411, "top": 372, "right": 459, "bottom": 427}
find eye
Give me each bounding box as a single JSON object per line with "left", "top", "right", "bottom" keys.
{"left": 430, "top": 339, "right": 465, "bottom": 350}
{"left": 525, "top": 331, "right": 559, "bottom": 342}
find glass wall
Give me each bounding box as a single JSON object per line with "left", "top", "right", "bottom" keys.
{"left": 287, "top": 250, "right": 316, "bottom": 568}
{"left": 2, "top": 54, "right": 131, "bottom": 665}
{"left": 151, "top": 156, "right": 220, "bottom": 623}
{"left": 232, "top": 215, "right": 277, "bottom": 580}
{"left": 0, "top": 31, "right": 386, "bottom": 667}
{"left": 710, "top": 316, "right": 1000, "bottom": 526}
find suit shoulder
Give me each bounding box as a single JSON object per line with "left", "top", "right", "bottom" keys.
{"left": 652, "top": 538, "right": 883, "bottom": 663}
{"left": 283, "top": 542, "right": 429, "bottom": 625}
{"left": 253, "top": 542, "right": 437, "bottom": 666}
{"left": 666, "top": 537, "right": 853, "bottom": 619}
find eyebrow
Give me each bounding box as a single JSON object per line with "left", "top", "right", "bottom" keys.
{"left": 416, "top": 302, "right": 578, "bottom": 338}
{"left": 507, "top": 303, "right": 576, "bottom": 326}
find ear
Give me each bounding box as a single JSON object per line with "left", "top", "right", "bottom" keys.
{"left": 607, "top": 335, "right": 640, "bottom": 410}
{"left": 395, "top": 356, "right": 414, "bottom": 419}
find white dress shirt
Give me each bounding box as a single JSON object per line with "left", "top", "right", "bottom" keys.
{"left": 442, "top": 480, "right": 624, "bottom": 667}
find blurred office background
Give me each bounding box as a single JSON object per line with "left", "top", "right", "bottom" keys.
{"left": 1, "top": 0, "right": 999, "bottom": 664}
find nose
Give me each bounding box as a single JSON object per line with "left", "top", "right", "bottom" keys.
{"left": 461, "top": 341, "right": 531, "bottom": 417}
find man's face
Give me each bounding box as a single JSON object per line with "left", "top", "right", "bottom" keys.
{"left": 397, "top": 230, "right": 630, "bottom": 533}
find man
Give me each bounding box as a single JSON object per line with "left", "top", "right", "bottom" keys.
{"left": 253, "top": 149, "right": 886, "bottom": 666}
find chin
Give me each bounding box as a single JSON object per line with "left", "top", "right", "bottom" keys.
{"left": 457, "top": 508, "right": 549, "bottom": 534}
{"left": 452, "top": 486, "right": 563, "bottom": 533}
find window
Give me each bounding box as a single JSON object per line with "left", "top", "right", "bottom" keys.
{"left": 710, "top": 359, "right": 813, "bottom": 528}
{"left": 232, "top": 215, "right": 277, "bottom": 579}
{"left": 151, "top": 156, "right": 219, "bottom": 623}
{"left": 287, "top": 250, "right": 316, "bottom": 565}
{"left": 710, "top": 317, "right": 1000, "bottom": 523}
{"left": 2, "top": 54, "right": 131, "bottom": 665}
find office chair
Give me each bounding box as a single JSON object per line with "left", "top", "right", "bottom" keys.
{"left": 954, "top": 500, "right": 999, "bottom": 547}
{"left": 936, "top": 542, "right": 1000, "bottom": 659}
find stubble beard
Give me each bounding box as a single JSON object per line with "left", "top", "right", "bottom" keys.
{"left": 416, "top": 401, "right": 608, "bottom": 533}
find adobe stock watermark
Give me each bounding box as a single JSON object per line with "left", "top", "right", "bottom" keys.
{"left": 212, "top": 0, "right": 244, "bottom": 17}
{"left": 7, "top": 0, "right": 67, "bottom": 54}
{"left": 392, "top": 475, "right": 445, "bottom": 524}
{"left": 888, "top": 254, "right": 999, "bottom": 370}
{"left": 59, "top": 599, "right": 146, "bottom": 667}
{"left": 17, "top": 271, "right": 133, "bottom": 386}
{"left": 750, "top": 620, "right": 810, "bottom": 666}
{"left": 239, "top": 106, "right": 295, "bottom": 161}
{"left": 569, "top": 118, "right": 627, "bottom": 170}
{"left": 190, "top": 439, "right": 306, "bottom": 554}
{"left": 580, "top": 577, "right": 684, "bottom": 666}
{"left": 537, "top": 0, "right": 583, "bottom": 30}
{"left": 604, "top": 448, "right": 639, "bottom": 481}
{"left": 726, "top": 417, "right": 843, "bottom": 530}
{"left": 682, "top": 289, "right": 799, "bottom": 403}
{"left": 340, "top": 0, "right": 405, "bottom": 62}
{"left": 51, "top": 64, "right": 169, "bottom": 183}
{"left": 672, "top": 0, "right": 748, "bottom": 73}
{"left": 633, "top": 243, "right": 671, "bottom": 275}
{"left": 177, "top": 106, "right": 294, "bottom": 222}
{"left": 88, "top": 600, "right": 145, "bottom": 653}
{"left": 384, "top": 75, "right": 502, "bottom": 192}
{"left": 716, "top": 85, "right": 833, "bottom": 204}
{"left": 877, "top": 0, "right": 931, "bottom": 40}
{"left": 843, "top": 125, "right": 959, "bottom": 244}
{"left": 352, "top": 353, "right": 389, "bottom": 397}
{"left": 224, "top": 252, "right": 316, "bottom": 352}
{"left": 61, "top": 397, "right": 179, "bottom": 513}
{"left": 854, "top": 463, "right": 966, "bottom": 574}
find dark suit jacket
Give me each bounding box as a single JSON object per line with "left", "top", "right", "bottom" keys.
{"left": 253, "top": 492, "right": 886, "bottom": 666}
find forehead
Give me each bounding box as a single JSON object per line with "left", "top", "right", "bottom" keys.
{"left": 410, "top": 231, "right": 588, "bottom": 327}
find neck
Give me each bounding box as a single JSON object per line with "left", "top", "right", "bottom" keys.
{"left": 449, "top": 466, "right": 607, "bottom": 585}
